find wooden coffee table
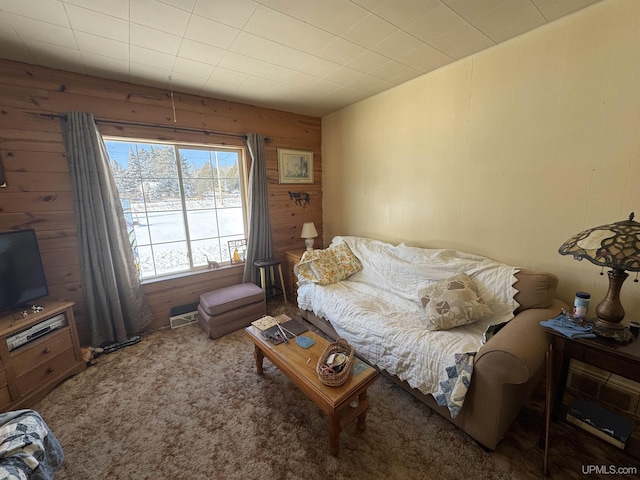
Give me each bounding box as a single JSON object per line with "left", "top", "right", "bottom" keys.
{"left": 245, "top": 317, "right": 378, "bottom": 455}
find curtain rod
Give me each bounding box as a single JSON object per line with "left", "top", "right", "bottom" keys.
{"left": 35, "top": 113, "right": 272, "bottom": 143}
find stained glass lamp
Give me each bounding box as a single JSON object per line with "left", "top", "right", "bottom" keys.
{"left": 558, "top": 212, "right": 640, "bottom": 331}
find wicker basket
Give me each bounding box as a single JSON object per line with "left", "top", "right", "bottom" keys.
{"left": 316, "top": 338, "right": 355, "bottom": 387}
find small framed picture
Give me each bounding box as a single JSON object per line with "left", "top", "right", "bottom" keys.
{"left": 228, "top": 239, "right": 247, "bottom": 264}
{"left": 278, "top": 148, "right": 314, "bottom": 184}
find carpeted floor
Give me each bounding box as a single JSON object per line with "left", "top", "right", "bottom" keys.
{"left": 33, "top": 299, "right": 639, "bottom": 479}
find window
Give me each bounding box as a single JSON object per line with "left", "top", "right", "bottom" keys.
{"left": 105, "top": 139, "right": 247, "bottom": 281}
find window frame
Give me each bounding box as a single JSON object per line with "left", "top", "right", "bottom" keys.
{"left": 104, "top": 136, "right": 249, "bottom": 282}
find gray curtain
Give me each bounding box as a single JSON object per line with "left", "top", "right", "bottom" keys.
{"left": 243, "top": 133, "right": 274, "bottom": 284}
{"left": 61, "top": 112, "right": 153, "bottom": 346}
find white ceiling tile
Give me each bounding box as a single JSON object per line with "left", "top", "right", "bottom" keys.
{"left": 345, "top": 73, "right": 393, "bottom": 94}
{"left": 232, "top": 83, "right": 297, "bottom": 105}
{"left": 178, "top": 38, "right": 226, "bottom": 65}
{"left": 283, "top": 21, "right": 336, "bottom": 56}
{"left": 430, "top": 24, "right": 495, "bottom": 59}
{"left": 65, "top": 5, "right": 129, "bottom": 42}
{"left": 396, "top": 43, "right": 453, "bottom": 72}
{"left": 8, "top": 14, "right": 77, "bottom": 49}
{"left": 240, "top": 75, "right": 292, "bottom": 95}
{"left": 166, "top": 71, "right": 207, "bottom": 93}
{"left": 242, "top": 5, "right": 299, "bottom": 43}
{"left": 345, "top": 49, "right": 389, "bottom": 73}
{"left": 369, "top": 60, "right": 420, "bottom": 84}
{"left": 172, "top": 57, "right": 215, "bottom": 78}
{"left": 0, "top": 11, "right": 16, "bottom": 36}
{"left": 532, "top": 0, "right": 602, "bottom": 22}
{"left": 297, "top": 55, "right": 341, "bottom": 78}
{"left": 82, "top": 51, "right": 129, "bottom": 79}
{"left": 298, "top": 0, "right": 369, "bottom": 36}
{"left": 324, "top": 66, "right": 363, "bottom": 85}
{"left": 63, "top": 0, "right": 131, "bottom": 20}
{"left": 74, "top": 32, "right": 129, "bottom": 59}
{"left": 202, "top": 77, "right": 239, "bottom": 96}
{"left": 447, "top": 0, "right": 545, "bottom": 42}
{"left": 25, "top": 40, "right": 85, "bottom": 72}
{"left": 218, "top": 51, "right": 295, "bottom": 82}
{"left": 0, "top": 0, "right": 70, "bottom": 27}
{"left": 0, "top": 31, "right": 34, "bottom": 62}
{"left": 317, "top": 37, "right": 366, "bottom": 65}
{"left": 303, "top": 78, "right": 343, "bottom": 96}
{"left": 351, "top": 0, "right": 442, "bottom": 29}
{"left": 343, "top": 13, "right": 399, "bottom": 49}
{"left": 253, "top": 0, "right": 311, "bottom": 20}
{"left": 158, "top": 0, "right": 197, "bottom": 13}
{"left": 405, "top": 3, "right": 472, "bottom": 44}
{"left": 207, "top": 66, "right": 248, "bottom": 86}
{"left": 230, "top": 32, "right": 316, "bottom": 72}
{"left": 193, "top": 0, "right": 257, "bottom": 29}
{"left": 130, "top": 24, "right": 182, "bottom": 55}
{"left": 284, "top": 70, "right": 319, "bottom": 88}
{"left": 489, "top": 14, "right": 547, "bottom": 44}
{"left": 130, "top": 0, "right": 191, "bottom": 36}
{"left": 130, "top": 45, "right": 176, "bottom": 70}
{"left": 130, "top": 63, "right": 172, "bottom": 88}
{"left": 372, "top": 30, "right": 425, "bottom": 59}
{"left": 184, "top": 14, "right": 239, "bottom": 49}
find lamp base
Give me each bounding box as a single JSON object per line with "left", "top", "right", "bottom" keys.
{"left": 592, "top": 321, "right": 632, "bottom": 342}
{"left": 304, "top": 238, "right": 314, "bottom": 251}
{"left": 594, "top": 317, "right": 625, "bottom": 330}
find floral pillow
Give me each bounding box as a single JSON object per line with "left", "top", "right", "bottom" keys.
{"left": 296, "top": 241, "right": 362, "bottom": 285}
{"left": 328, "top": 241, "right": 362, "bottom": 278}
{"left": 418, "top": 273, "right": 492, "bottom": 331}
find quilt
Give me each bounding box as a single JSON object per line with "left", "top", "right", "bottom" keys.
{"left": 0, "top": 410, "right": 63, "bottom": 480}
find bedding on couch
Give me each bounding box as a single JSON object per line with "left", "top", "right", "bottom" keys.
{"left": 297, "top": 236, "right": 519, "bottom": 403}
{"left": 0, "top": 409, "right": 63, "bottom": 480}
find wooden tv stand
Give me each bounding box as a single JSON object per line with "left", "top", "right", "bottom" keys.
{"left": 0, "top": 301, "right": 86, "bottom": 411}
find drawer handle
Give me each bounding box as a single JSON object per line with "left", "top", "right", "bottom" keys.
{"left": 43, "top": 348, "right": 51, "bottom": 354}
{"left": 46, "top": 366, "right": 55, "bottom": 374}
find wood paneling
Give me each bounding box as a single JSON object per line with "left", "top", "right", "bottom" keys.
{"left": 0, "top": 58, "right": 322, "bottom": 345}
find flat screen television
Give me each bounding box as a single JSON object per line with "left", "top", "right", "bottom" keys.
{"left": 0, "top": 229, "right": 49, "bottom": 315}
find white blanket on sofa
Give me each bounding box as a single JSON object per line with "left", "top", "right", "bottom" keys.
{"left": 297, "top": 236, "right": 519, "bottom": 397}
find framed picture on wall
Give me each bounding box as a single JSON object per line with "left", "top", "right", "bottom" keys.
{"left": 278, "top": 148, "right": 314, "bottom": 184}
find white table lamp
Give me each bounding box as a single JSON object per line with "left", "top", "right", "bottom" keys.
{"left": 301, "top": 222, "right": 318, "bottom": 251}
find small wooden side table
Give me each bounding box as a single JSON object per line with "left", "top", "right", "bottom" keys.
{"left": 543, "top": 327, "right": 640, "bottom": 475}
{"left": 284, "top": 249, "right": 305, "bottom": 305}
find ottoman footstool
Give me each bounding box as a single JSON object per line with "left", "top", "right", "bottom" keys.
{"left": 198, "top": 283, "right": 266, "bottom": 339}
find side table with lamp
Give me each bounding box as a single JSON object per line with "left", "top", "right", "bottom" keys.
{"left": 542, "top": 213, "right": 640, "bottom": 475}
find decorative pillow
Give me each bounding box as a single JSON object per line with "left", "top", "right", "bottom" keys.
{"left": 296, "top": 241, "right": 362, "bottom": 285}
{"left": 297, "top": 249, "right": 341, "bottom": 285}
{"left": 418, "top": 273, "right": 492, "bottom": 331}
{"left": 327, "top": 241, "right": 362, "bottom": 278}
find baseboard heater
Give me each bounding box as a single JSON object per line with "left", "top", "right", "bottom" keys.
{"left": 169, "top": 302, "right": 199, "bottom": 329}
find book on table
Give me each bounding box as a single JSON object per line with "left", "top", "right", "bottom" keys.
{"left": 566, "top": 398, "right": 633, "bottom": 449}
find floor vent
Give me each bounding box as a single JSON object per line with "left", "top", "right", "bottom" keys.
{"left": 169, "top": 302, "right": 199, "bottom": 329}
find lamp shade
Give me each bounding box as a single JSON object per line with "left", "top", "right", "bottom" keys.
{"left": 558, "top": 213, "right": 640, "bottom": 272}
{"left": 300, "top": 222, "right": 318, "bottom": 239}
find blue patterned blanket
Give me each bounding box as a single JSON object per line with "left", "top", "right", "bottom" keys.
{"left": 435, "top": 352, "right": 476, "bottom": 418}
{"left": 0, "top": 410, "right": 63, "bottom": 480}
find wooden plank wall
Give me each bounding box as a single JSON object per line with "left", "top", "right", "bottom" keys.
{"left": 0, "top": 58, "right": 322, "bottom": 344}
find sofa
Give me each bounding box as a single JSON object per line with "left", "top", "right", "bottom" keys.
{"left": 296, "top": 236, "right": 567, "bottom": 450}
